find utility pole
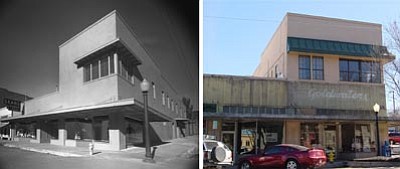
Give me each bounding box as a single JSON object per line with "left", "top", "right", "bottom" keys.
{"left": 391, "top": 91, "right": 396, "bottom": 114}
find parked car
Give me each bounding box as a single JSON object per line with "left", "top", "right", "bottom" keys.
{"left": 238, "top": 144, "right": 326, "bottom": 169}
{"left": 389, "top": 132, "right": 400, "bottom": 144}
{"left": 203, "top": 139, "right": 233, "bottom": 167}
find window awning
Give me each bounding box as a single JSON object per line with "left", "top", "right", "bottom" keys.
{"left": 287, "top": 37, "right": 392, "bottom": 58}
{"left": 74, "top": 39, "right": 142, "bottom": 68}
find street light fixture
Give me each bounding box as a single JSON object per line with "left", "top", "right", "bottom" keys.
{"left": 373, "top": 103, "right": 380, "bottom": 156}
{"left": 140, "top": 79, "right": 153, "bottom": 162}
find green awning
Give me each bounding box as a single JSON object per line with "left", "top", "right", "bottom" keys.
{"left": 287, "top": 37, "right": 391, "bottom": 58}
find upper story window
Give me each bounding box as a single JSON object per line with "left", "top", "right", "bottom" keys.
{"left": 167, "top": 96, "right": 170, "bottom": 109}
{"left": 299, "top": 55, "right": 324, "bottom": 80}
{"left": 162, "top": 91, "right": 165, "bottom": 105}
{"left": 152, "top": 82, "right": 156, "bottom": 99}
{"left": 340, "top": 59, "right": 380, "bottom": 83}
{"left": 84, "top": 54, "right": 114, "bottom": 82}
{"left": 118, "top": 57, "right": 136, "bottom": 84}
{"left": 312, "top": 57, "right": 324, "bottom": 80}
{"left": 299, "top": 56, "right": 311, "bottom": 79}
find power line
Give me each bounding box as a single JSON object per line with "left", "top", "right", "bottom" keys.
{"left": 204, "top": 15, "right": 280, "bottom": 23}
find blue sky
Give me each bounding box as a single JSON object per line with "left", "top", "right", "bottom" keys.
{"left": 204, "top": 0, "right": 400, "bottom": 76}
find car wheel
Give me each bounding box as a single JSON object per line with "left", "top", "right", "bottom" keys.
{"left": 211, "top": 146, "right": 226, "bottom": 162}
{"left": 285, "top": 159, "right": 299, "bottom": 169}
{"left": 240, "top": 161, "right": 251, "bottom": 169}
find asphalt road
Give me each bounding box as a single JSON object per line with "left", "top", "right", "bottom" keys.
{"left": 0, "top": 146, "right": 198, "bottom": 169}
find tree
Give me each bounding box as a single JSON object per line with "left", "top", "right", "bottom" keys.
{"left": 385, "top": 20, "right": 400, "bottom": 114}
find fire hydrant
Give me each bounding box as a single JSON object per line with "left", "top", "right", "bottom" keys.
{"left": 89, "top": 142, "right": 94, "bottom": 155}
{"left": 328, "top": 151, "right": 335, "bottom": 163}
{"left": 151, "top": 147, "right": 158, "bottom": 159}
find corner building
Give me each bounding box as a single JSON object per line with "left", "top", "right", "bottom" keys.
{"left": 2, "top": 11, "right": 197, "bottom": 150}
{"left": 204, "top": 13, "right": 394, "bottom": 160}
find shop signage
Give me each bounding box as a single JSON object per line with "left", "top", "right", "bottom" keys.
{"left": 212, "top": 120, "right": 218, "bottom": 129}
{"left": 266, "top": 133, "right": 278, "bottom": 142}
{"left": 308, "top": 89, "right": 368, "bottom": 101}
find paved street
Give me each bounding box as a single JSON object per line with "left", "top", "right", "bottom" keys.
{"left": 337, "top": 167, "right": 400, "bottom": 169}
{"left": 0, "top": 146, "right": 198, "bottom": 169}
{"left": 0, "top": 135, "right": 199, "bottom": 169}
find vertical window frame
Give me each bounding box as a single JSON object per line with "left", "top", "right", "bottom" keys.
{"left": 298, "top": 55, "right": 311, "bottom": 80}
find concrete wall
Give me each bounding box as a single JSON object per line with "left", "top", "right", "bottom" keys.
{"left": 24, "top": 11, "right": 189, "bottom": 121}
{"left": 59, "top": 12, "right": 117, "bottom": 93}
{"left": 288, "top": 81, "right": 386, "bottom": 111}
{"left": 116, "top": 13, "right": 184, "bottom": 119}
{"left": 203, "top": 75, "right": 288, "bottom": 111}
{"left": 204, "top": 74, "right": 386, "bottom": 113}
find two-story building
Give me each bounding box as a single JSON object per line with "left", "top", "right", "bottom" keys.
{"left": 1, "top": 10, "right": 198, "bottom": 151}
{"left": 0, "top": 88, "right": 32, "bottom": 139}
{"left": 204, "top": 13, "right": 394, "bottom": 160}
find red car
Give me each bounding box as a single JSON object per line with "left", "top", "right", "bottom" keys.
{"left": 238, "top": 144, "right": 326, "bottom": 169}
{"left": 389, "top": 133, "right": 400, "bottom": 144}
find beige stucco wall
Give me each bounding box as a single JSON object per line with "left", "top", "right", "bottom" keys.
{"left": 253, "top": 16, "right": 288, "bottom": 77}
{"left": 287, "top": 13, "right": 382, "bottom": 45}
{"left": 254, "top": 13, "right": 383, "bottom": 79}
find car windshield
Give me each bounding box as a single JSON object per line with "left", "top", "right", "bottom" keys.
{"left": 389, "top": 133, "right": 400, "bottom": 137}
{"left": 204, "top": 142, "right": 218, "bottom": 150}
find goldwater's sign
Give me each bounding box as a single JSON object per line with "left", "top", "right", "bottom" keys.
{"left": 288, "top": 81, "right": 385, "bottom": 110}
{"left": 308, "top": 89, "right": 368, "bottom": 101}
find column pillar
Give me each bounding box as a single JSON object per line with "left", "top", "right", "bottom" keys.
{"left": 10, "top": 124, "right": 16, "bottom": 141}
{"left": 58, "top": 119, "right": 67, "bottom": 146}
{"left": 113, "top": 52, "right": 118, "bottom": 74}
{"left": 109, "top": 114, "right": 126, "bottom": 150}
{"left": 172, "top": 121, "right": 176, "bottom": 139}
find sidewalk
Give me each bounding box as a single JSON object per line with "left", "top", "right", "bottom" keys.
{"left": 0, "top": 135, "right": 199, "bottom": 164}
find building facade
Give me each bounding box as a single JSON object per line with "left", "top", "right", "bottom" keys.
{"left": 1, "top": 10, "right": 197, "bottom": 150}
{"left": 204, "top": 13, "right": 394, "bottom": 160}
{"left": 0, "top": 88, "right": 31, "bottom": 139}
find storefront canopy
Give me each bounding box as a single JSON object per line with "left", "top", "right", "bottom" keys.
{"left": 0, "top": 98, "right": 172, "bottom": 123}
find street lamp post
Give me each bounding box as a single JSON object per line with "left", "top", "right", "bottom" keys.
{"left": 140, "top": 79, "right": 152, "bottom": 162}
{"left": 373, "top": 103, "right": 381, "bottom": 156}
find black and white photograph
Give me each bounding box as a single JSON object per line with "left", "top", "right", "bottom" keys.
{"left": 0, "top": 1, "right": 199, "bottom": 169}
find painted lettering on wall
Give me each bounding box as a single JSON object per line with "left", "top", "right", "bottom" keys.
{"left": 308, "top": 89, "right": 368, "bottom": 101}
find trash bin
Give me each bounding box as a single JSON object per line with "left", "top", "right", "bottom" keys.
{"left": 382, "top": 140, "right": 391, "bottom": 157}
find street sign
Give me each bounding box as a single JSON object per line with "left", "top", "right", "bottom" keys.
{"left": 3, "top": 98, "right": 21, "bottom": 112}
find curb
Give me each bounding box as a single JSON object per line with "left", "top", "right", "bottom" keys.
{"left": 347, "top": 161, "right": 400, "bottom": 168}
{"left": 3, "top": 144, "right": 83, "bottom": 157}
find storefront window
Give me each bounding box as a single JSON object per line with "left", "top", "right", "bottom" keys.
{"left": 93, "top": 116, "right": 109, "bottom": 142}
{"left": 341, "top": 123, "right": 374, "bottom": 153}
{"left": 353, "top": 124, "right": 372, "bottom": 152}
{"left": 47, "top": 120, "right": 59, "bottom": 139}
{"left": 16, "top": 122, "right": 36, "bottom": 139}
{"left": 125, "top": 117, "right": 143, "bottom": 146}
{"left": 66, "top": 118, "right": 93, "bottom": 141}
{"left": 301, "top": 123, "right": 319, "bottom": 148}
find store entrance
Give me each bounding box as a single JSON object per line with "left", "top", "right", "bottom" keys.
{"left": 222, "top": 131, "right": 234, "bottom": 150}
{"left": 324, "top": 125, "right": 336, "bottom": 150}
